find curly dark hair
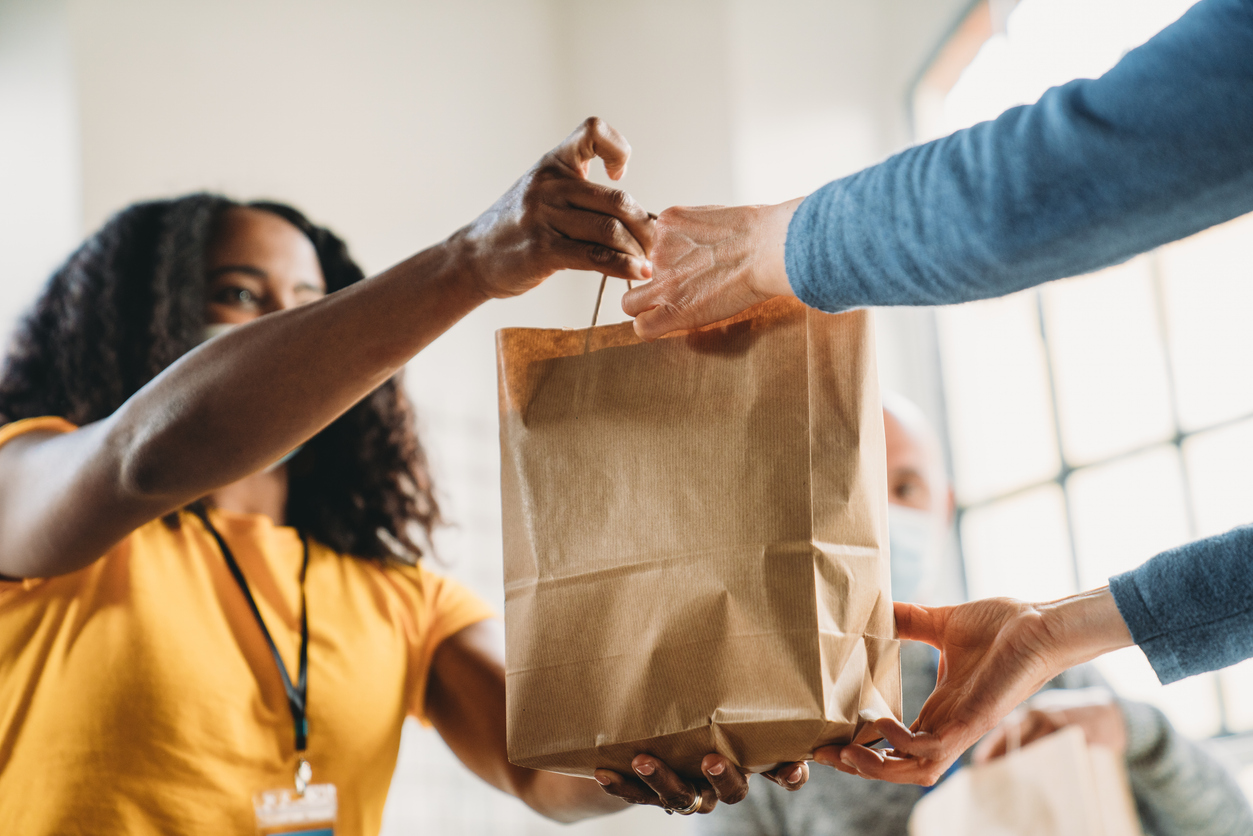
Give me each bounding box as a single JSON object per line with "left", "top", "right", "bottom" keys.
{"left": 0, "top": 193, "right": 439, "bottom": 562}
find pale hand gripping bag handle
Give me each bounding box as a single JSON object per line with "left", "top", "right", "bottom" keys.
{"left": 908, "top": 726, "right": 1145, "bottom": 836}
{"left": 496, "top": 295, "right": 901, "bottom": 780}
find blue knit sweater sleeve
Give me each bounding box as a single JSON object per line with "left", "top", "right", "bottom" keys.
{"left": 1110, "top": 527, "right": 1253, "bottom": 684}
{"left": 784, "top": 0, "right": 1253, "bottom": 311}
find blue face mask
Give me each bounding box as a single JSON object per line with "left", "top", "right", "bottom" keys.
{"left": 888, "top": 504, "right": 943, "bottom": 603}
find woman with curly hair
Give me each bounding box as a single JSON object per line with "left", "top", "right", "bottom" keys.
{"left": 0, "top": 119, "right": 798, "bottom": 835}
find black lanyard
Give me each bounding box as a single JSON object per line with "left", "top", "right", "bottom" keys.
{"left": 194, "top": 506, "right": 311, "bottom": 752}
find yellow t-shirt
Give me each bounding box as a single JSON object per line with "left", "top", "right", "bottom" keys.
{"left": 0, "top": 417, "right": 495, "bottom": 836}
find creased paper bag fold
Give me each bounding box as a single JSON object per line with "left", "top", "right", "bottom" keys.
{"left": 497, "top": 297, "right": 900, "bottom": 779}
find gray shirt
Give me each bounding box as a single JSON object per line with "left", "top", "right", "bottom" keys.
{"left": 697, "top": 642, "right": 1253, "bottom": 836}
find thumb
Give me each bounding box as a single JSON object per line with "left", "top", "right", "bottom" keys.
{"left": 894, "top": 601, "right": 942, "bottom": 647}
{"left": 629, "top": 301, "right": 687, "bottom": 342}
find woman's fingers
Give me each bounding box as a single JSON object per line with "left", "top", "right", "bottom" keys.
{"left": 631, "top": 754, "right": 708, "bottom": 812}
{"left": 597, "top": 753, "right": 800, "bottom": 811}
{"left": 546, "top": 237, "right": 651, "bottom": 282}
{"left": 594, "top": 769, "right": 665, "bottom": 806}
{"left": 555, "top": 180, "right": 656, "bottom": 256}
{"left": 552, "top": 116, "right": 633, "bottom": 181}
{"left": 760, "top": 761, "right": 809, "bottom": 792}
{"left": 700, "top": 754, "right": 750, "bottom": 804}
{"left": 544, "top": 198, "right": 649, "bottom": 262}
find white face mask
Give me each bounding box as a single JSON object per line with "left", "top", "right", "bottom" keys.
{"left": 888, "top": 503, "right": 945, "bottom": 603}
{"left": 201, "top": 321, "right": 303, "bottom": 472}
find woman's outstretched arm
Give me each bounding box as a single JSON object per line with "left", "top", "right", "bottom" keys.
{"left": 0, "top": 117, "right": 654, "bottom": 579}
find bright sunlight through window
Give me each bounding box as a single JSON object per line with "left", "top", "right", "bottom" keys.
{"left": 919, "top": 0, "right": 1253, "bottom": 747}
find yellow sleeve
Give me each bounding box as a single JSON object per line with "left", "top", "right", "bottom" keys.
{"left": 0, "top": 416, "right": 78, "bottom": 449}
{"left": 407, "top": 564, "right": 496, "bottom": 724}
{"left": 0, "top": 417, "right": 78, "bottom": 591}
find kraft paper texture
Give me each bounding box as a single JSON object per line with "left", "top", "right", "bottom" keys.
{"left": 497, "top": 297, "right": 900, "bottom": 779}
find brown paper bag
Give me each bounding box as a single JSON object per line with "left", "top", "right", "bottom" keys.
{"left": 908, "top": 726, "right": 1145, "bottom": 836}
{"left": 496, "top": 296, "right": 900, "bottom": 779}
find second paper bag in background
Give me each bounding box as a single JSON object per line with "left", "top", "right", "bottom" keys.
{"left": 497, "top": 297, "right": 900, "bottom": 779}
{"left": 909, "top": 726, "right": 1145, "bottom": 836}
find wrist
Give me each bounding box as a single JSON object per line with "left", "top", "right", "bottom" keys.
{"left": 752, "top": 197, "right": 804, "bottom": 300}
{"left": 1039, "top": 587, "right": 1135, "bottom": 671}
{"left": 444, "top": 224, "right": 499, "bottom": 306}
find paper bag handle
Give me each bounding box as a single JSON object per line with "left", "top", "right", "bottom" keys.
{"left": 583, "top": 274, "right": 633, "bottom": 354}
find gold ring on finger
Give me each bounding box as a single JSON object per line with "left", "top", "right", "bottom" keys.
{"left": 669, "top": 790, "right": 703, "bottom": 816}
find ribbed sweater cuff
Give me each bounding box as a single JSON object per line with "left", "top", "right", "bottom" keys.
{"left": 1110, "top": 571, "right": 1185, "bottom": 685}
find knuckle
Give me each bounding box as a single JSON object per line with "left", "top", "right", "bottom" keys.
{"left": 595, "top": 213, "right": 623, "bottom": 240}
{"left": 582, "top": 115, "right": 603, "bottom": 134}
{"left": 607, "top": 188, "right": 633, "bottom": 213}
{"left": 587, "top": 245, "right": 614, "bottom": 265}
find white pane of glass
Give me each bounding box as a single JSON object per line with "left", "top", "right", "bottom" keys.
{"left": 1092, "top": 648, "right": 1222, "bottom": 739}
{"left": 1183, "top": 419, "right": 1253, "bottom": 539}
{"left": 939, "top": 292, "right": 1061, "bottom": 505}
{"left": 1160, "top": 214, "right": 1253, "bottom": 430}
{"left": 1068, "top": 446, "right": 1191, "bottom": 590}
{"left": 1220, "top": 659, "right": 1253, "bottom": 733}
{"left": 961, "top": 484, "right": 1075, "bottom": 601}
{"left": 1041, "top": 260, "right": 1174, "bottom": 464}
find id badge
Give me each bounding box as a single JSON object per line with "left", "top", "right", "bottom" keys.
{"left": 254, "top": 783, "right": 338, "bottom": 836}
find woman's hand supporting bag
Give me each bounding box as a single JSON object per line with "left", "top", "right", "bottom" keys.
{"left": 593, "top": 753, "right": 809, "bottom": 816}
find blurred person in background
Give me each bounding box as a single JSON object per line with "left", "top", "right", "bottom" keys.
{"left": 621, "top": 0, "right": 1253, "bottom": 785}
{"left": 697, "top": 395, "right": 1253, "bottom": 836}
{"left": 0, "top": 118, "right": 803, "bottom": 835}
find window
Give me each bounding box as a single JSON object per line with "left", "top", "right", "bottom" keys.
{"left": 916, "top": 0, "right": 1253, "bottom": 745}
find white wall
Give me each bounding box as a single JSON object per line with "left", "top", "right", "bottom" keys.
{"left": 0, "top": 0, "right": 80, "bottom": 345}
{"left": 0, "top": 1, "right": 968, "bottom": 832}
